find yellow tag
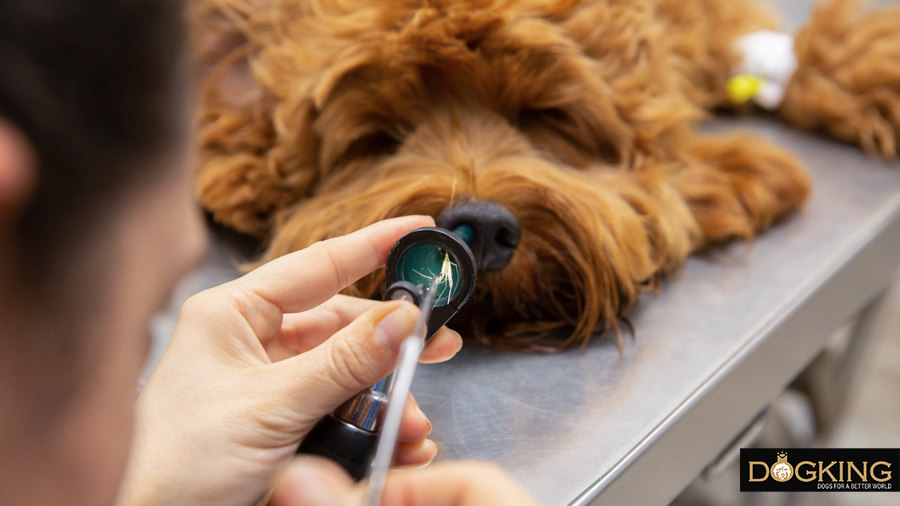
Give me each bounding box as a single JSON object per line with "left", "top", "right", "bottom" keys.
{"left": 726, "top": 74, "right": 764, "bottom": 105}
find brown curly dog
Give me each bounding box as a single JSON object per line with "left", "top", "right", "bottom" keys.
{"left": 191, "top": 0, "right": 900, "bottom": 350}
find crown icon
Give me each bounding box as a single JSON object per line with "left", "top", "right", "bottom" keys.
{"left": 777, "top": 452, "right": 787, "bottom": 460}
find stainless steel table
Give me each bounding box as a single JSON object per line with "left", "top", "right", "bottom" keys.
{"left": 411, "top": 116, "right": 900, "bottom": 506}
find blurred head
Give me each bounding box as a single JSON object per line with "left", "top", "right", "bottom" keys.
{"left": 0, "top": 1, "right": 205, "bottom": 505}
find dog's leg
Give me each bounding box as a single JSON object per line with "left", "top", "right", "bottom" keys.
{"left": 780, "top": 0, "right": 900, "bottom": 157}
{"left": 672, "top": 132, "right": 812, "bottom": 246}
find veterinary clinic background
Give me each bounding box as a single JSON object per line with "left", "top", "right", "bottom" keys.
{"left": 2, "top": 0, "right": 899, "bottom": 506}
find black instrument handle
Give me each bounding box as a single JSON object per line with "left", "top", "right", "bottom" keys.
{"left": 297, "top": 413, "right": 378, "bottom": 481}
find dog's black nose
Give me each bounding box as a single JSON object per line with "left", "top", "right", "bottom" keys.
{"left": 437, "top": 200, "right": 520, "bottom": 272}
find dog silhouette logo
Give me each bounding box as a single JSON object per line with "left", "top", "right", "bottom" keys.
{"left": 771, "top": 452, "right": 794, "bottom": 482}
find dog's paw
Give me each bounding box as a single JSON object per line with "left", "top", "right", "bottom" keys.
{"left": 679, "top": 133, "right": 811, "bottom": 243}
{"left": 781, "top": 0, "right": 900, "bottom": 157}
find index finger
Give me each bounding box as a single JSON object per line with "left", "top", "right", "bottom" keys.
{"left": 240, "top": 216, "right": 435, "bottom": 314}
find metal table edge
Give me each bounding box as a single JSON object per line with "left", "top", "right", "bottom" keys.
{"left": 568, "top": 193, "right": 900, "bottom": 506}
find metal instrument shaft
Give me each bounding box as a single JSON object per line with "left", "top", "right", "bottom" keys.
{"left": 362, "top": 276, "right": 439, "bottom": 506}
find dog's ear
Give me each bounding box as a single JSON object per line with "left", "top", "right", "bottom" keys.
{"left": 191, "top": 0, "right": 269, "bottom": 110}
{"left": 191, "top": 0, "right": 320, "bottom": 237}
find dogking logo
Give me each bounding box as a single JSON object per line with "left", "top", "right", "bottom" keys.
{"left": 741, "top": 448, "right": 899, "bottom": 492}
{"left": 770, "top": 452, "right": 793, "bottom": 482}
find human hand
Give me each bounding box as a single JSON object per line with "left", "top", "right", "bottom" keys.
{"left": 117, "top": 216, "right": 463, "bottom": 506}
{"left": 269, "top": 457, "right": 545, "bottom": 506}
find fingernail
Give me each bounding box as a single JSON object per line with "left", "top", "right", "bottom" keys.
{"left": 452, "top": 329, "right": 463, "bottom": 352}
{"left": 407, "top": 440, "right": 438, "bottom": 468}
{"left": 415, "top": 404, "right": 432, "bottom": 435}
{"left": 374, "top": 303, "right": 417, "bottom": 353}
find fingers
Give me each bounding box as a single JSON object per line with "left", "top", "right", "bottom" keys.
{"left": 391, "top": 389, "right": 438, "bottom": 468}
{"left": 375, "top": 462, "right": 544, "bottom": 506}
{"left": 239, "top": 216, "right": 434, "bottom": 315}
{"left": 393, "top": 440, "right": 438, "bottom": 468}
{"left": 267, "top": 295, "right": 462, "bottom": 419}
{"left": 271, "top": 300, "right": 421, "bottom": 415}
{"left": 265, "top": 295, "right": 380, "bottom": 361}
{"left": 398, "top": 394, "right": 431, "bottom": 445}
{"left": 269, "top": 296, "right": 462, "bottom": 364}
{"left": 420, "top": 327, "right": 463, "bottom": 364}
{"left": 272, "top": 459, "right": 544, "bottom": 506}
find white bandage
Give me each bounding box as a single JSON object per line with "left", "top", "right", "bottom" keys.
{"left": 732, "top": 30, "right": 797, "bottom": 110}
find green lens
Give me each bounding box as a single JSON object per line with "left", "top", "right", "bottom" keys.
{"left": 395, "top": 242, "right": 462, "bottom": 307}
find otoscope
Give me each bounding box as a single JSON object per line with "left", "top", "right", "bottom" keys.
{"left": 297, "top": 226, "right": 476, "bottom": 481}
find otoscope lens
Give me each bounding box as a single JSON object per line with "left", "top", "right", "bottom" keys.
{"left": 395, "top": 242, "right": 462, "bottom": 307}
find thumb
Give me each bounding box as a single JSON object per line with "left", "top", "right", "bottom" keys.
{"left": 273, "top": 300, "right": 419, "bottom": 416}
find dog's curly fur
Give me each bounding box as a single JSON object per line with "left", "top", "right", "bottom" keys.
{"left": 191, "top": 0, "right": 899, "bottom": 350}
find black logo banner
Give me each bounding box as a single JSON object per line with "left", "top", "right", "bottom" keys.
{"left": 740, "top": 448, "right": 899, "bottom": 492}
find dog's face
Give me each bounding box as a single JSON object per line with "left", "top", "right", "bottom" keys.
{"left": 196, "top": 0, "right": 702, "bottom": 349}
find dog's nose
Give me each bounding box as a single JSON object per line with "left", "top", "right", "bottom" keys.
{"left": 437, "top": 200, "right": 520, "bottom": 272}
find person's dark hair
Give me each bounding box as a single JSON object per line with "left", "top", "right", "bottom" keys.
{"left": 0, "top": 0, "right": 190, "bottom": 382}
{"left": 0, "top": 0, "right": 188, "bottom": 276}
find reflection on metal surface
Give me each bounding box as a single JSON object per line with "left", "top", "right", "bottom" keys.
{"left": 333, "top": 387, "right": 390, "bottom": 432}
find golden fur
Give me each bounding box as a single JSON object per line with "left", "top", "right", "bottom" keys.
{"left": 191, "top": 0, "right": 898, "bottom": 350}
